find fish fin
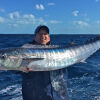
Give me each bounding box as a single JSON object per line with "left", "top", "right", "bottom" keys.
{"left": 80, "top": 59, "right": 87, "bottom": 63}
{"left": 23, "top": 58, "right": 44, "bottom": 61}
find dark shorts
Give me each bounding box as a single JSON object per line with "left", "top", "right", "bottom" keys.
{"left": 22, "top": 69, "right": 69, "bottom": 100}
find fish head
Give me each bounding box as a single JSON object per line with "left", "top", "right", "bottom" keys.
{"left": 0, "top": 53, "right": 7, "bottom": 63}
{"left": 0, "top": 53, "right": 23, "bottom": 70}
{"left": 0, "top": 53, "right": 9, "bottom": 70}
{"left": 0, "top": 48, "right": 12, "bottom": 66}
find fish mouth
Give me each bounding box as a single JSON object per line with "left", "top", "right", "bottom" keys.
{"left": 0, "top": 64, "right": 7, "bottom": 71}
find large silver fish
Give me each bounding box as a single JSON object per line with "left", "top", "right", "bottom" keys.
{"left": 0, "top": 37, "right": 100, "bottom": 72}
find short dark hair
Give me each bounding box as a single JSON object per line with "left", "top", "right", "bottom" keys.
{"left": 34, "top": 25, "right": 49, "bottom": 35}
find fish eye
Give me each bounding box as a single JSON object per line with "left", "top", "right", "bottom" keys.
{"left": 0, "top": 55, "right": 6, "bottom": 59}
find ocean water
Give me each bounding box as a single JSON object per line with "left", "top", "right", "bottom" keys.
{"left": 0, "top": 34, "right": 100, "bottom": 100}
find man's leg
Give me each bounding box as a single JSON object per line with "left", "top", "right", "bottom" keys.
{"left": 50, "top": 69, "right": 69, "bottom": 100}
{"left": 22, "top": 72, "right": 53, "bottom": 100}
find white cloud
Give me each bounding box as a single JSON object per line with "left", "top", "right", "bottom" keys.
{"left": 0, "top": 16, "right": 5, "bottom": 23}
{"left": 72, "top": 10, "right": 79, "bottom": 17}
{"left": 0, "top": 10, "right": 48, "bottom": 29}
{"left": 0, "top": 8, "right": 5, "bottom": 12}
{"left": 37, "top": 17, "right": 47, "bottom": 25}
{"left": 8, "top": 13, "right": 36, "bottom": 25}
{"left": 36, "top": 4, "right": 45, "bottom": 10}
{"left": 48, "top": 3, "right": 55, "bottom": 6}
{"left": 8, "top": 11, "right": 20, "bottom": 19}
{"left": 84, "top": 18, "right": 90, "bottom": 22}
{"left": 23, "top": 14, "right": 35, "bottom": 19}
{"left": 49, "top": 20, "right": 62, "bottom": 24}
{"left": 96, "top": 20, "right": 100, "bottom": 24}
{"left": 8, "top": 23, "right": 18, "bottom": 27}
{"left": 81, "top": 13, "right": 87, "bottom": 17}
{"left": 6, "top": 11, "right": 47, "bottom": 27}
{"left": 73, "top": 21, "right": 89, "bottom": 27}
{"left": 96, "top": 0, "right": 100, "bottom": 2}
{"left": 0, "top": 11, "right": 62, "bottom": 26}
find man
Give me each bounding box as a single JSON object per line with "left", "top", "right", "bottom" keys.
{"left": 22, "top": 25, "right": 69, "bottom": 100}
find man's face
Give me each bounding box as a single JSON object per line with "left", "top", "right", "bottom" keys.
{"left": 34, "top": 29, "right": 50, "bottom": 45}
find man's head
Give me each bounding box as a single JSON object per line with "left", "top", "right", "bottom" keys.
{"left": 34, "top": 25, "right": 50, "bottom": 45}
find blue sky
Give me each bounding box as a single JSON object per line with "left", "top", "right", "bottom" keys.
{"left": 0, "top": 0, "right": 100, "bottom": 34}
